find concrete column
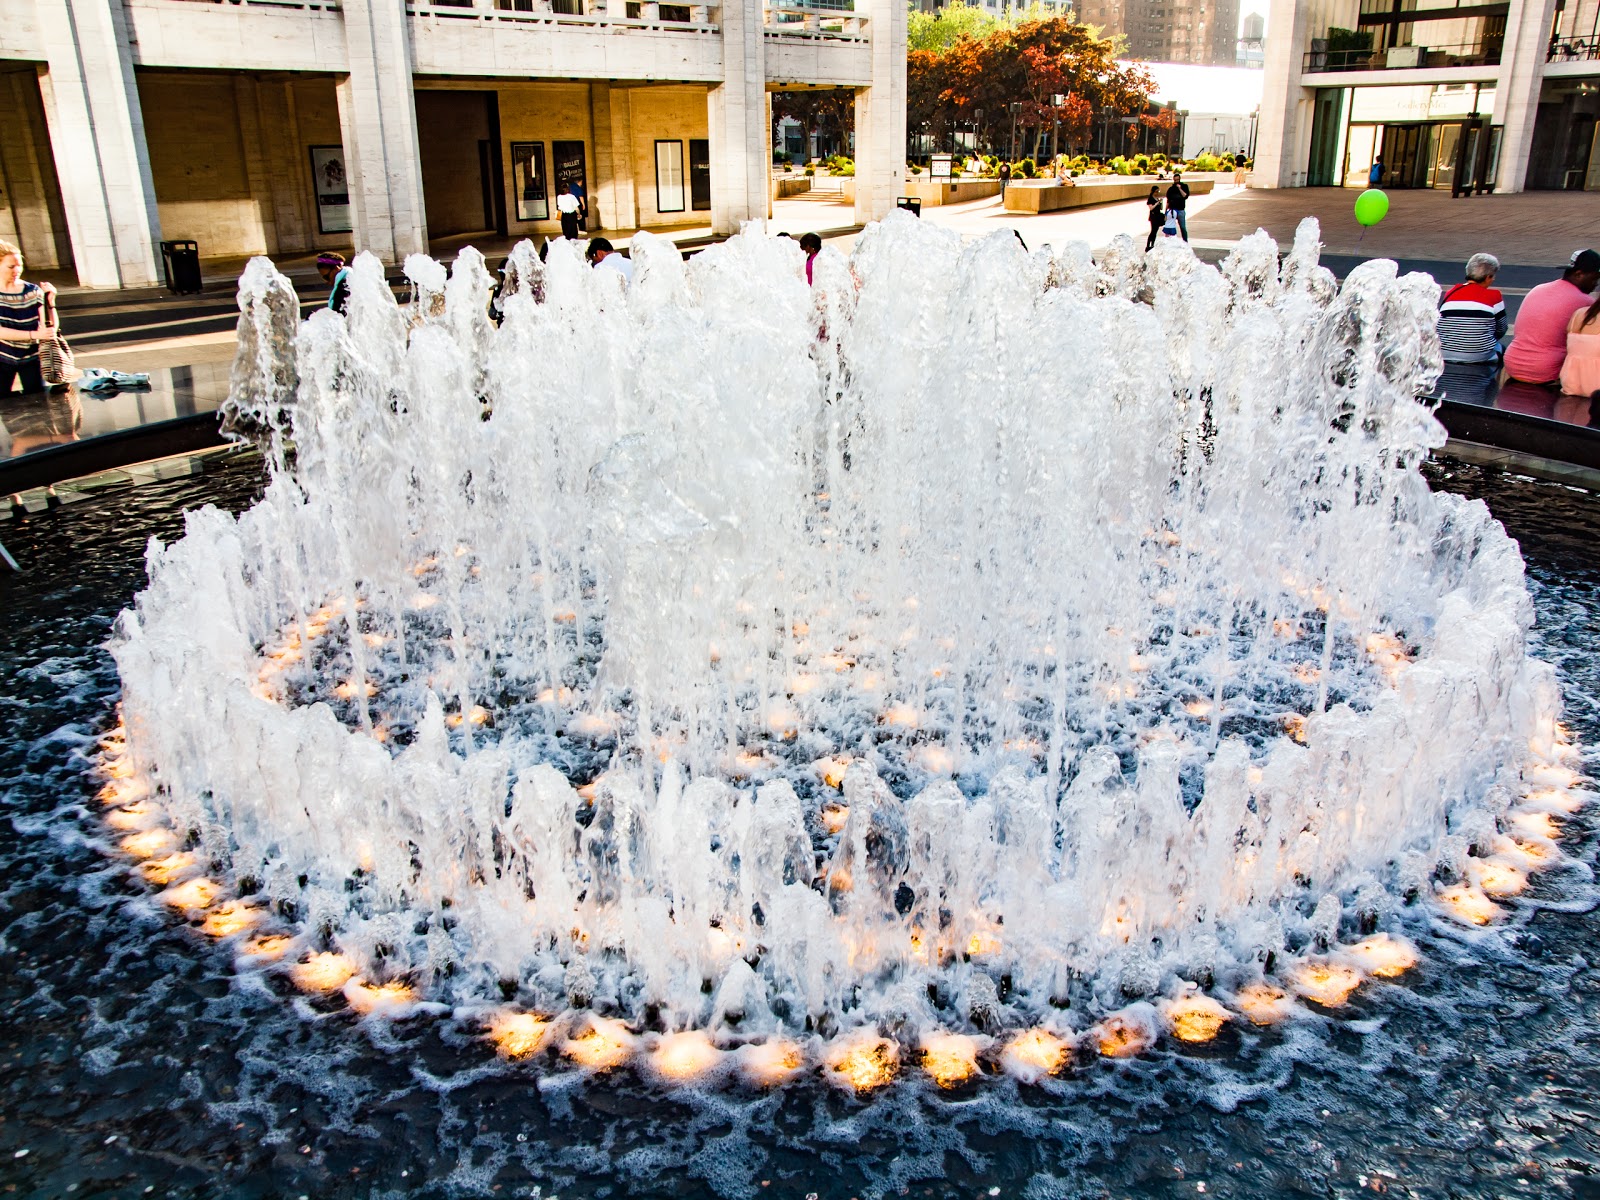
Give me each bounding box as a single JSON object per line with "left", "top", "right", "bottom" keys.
{"left": 591, "top": 83, "right": 638, "bottom": 231}
{"left": 338, "top": 0, "right": 428, "bottom": 262}
{"left": 707, "top": 0, "right": 767, "bottom": 234}
{"left": 1253, "top": 0, "right": 1357, "bottom": 188}
{"left": 0, "top": 72, "right": 72, "bottom": 271}
{"left": 852, "top": 0, "right": 906, "bottom": 223}
{"left": 254, "top": 80, "right": 315, "bottom": 255}
{"left": 1494, "top": 0, "right": 1558, "bottom": 193}
{"left": 32, "top": 0, "right": 162, "bottom": 287}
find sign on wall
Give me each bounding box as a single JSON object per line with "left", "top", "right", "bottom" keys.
{"left": 510, "top": 142, "right": 548, "bottom": 222}
{"left": 553, "top": 140, "right": 588, "bottom": 225}
{"left": 309, "top": 146, "right": 352, "bottom": 235}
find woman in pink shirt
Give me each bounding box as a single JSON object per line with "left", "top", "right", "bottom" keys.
{"left": 1504, "top": 249, "right": 1600, "bottom": 385}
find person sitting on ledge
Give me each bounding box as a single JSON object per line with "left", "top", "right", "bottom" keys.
{"left": 1561, "top": 291, "right": 1600, "bottom": 400}
{"left": 1437, "top": 253, "right": 1507, "bottom": 365}
{"left": 585, "top": 237, "right": 633, "bottom": 285}
{"left": 1503, "top": 248, "right": 1600, "bottom": 386}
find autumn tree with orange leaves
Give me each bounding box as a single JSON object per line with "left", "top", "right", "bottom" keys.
{"left": 906, "top": 11, "right": 1162, "bottom": 159}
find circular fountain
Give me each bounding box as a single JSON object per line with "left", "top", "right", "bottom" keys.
{"left": 100, "top": 216, "right": 1583, "bottom": 1087}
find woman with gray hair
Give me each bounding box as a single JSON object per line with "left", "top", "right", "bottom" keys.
{"left": 1435, "top": 252, "right": 1508, "bottom": 405}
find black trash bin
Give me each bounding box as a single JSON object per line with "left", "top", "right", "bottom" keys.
{"left": 895, "top": 196, "right": 922, "bottom": 217}
{"left": 161, "top": 240, "right": 203, "bottom": 294}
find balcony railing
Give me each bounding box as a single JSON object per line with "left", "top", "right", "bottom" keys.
{"left": 1549, "top": 35, "right": 1600, "bottom": 62}
{"left": 764, "top": 1, "right": 866, "bottom": 41}
{"left": 1303, "top": 40, "right": 1501, "bottom": 72}
{"left": 408, "top": 0, "right": 719, "bottom": 27}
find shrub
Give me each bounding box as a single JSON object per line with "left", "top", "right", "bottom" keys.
{"left": 910, "top": 164, "right": 923, "bottom": 175}
{"left": 803, "top": 166, "right": 815, "bottom": 177}
{"left": 1191, "top": 152, "right": 1222, "bottom": 172}
{"left": 1133, "top": 154, "right": 1151, "bottom": 173}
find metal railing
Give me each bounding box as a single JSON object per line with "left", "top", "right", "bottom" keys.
{"left": 407, "top": 0, "right": 719, "bottom": 27}
{"left": 1549, "top": 35, "right": 1600, "bottom": 62}
{"left": 1303, "top": 40, "right": 1501, "bottom": 72}
{"left": 763, "top": 2, "right": 867, "bottom": 41}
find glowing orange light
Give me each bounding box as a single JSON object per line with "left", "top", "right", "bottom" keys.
{"left": 1341, "top": 933, "right": 1418, "bottom": 979}
{"left": 105, "top": 804, "right": 155, "bottom": 832}
{"left": 826, "top": 1037, "right": 897, "bottom": 1091}
{"left": 241, "top": 934, "right": 293, "bottom": 961}
{"left": 915, "top": 746, "right": 956, "bottom": 775}
{"left": 651, "top": 1031, "right": 723, "bottom": 1082}
{"left": 1468, "top": 857, "right": 1527, "bottom": 898}
{"left": 920, "top": 1033, "right": 981, "bottom": 1087}
{"left": 820, "top": 803, "right": 850, "bottom": 835}
{"left": 1184, "top": 699, "right": 1214, "bottom": 718}
{"left": 1164, "top": 993, "right": 1230, "bottom": 1043}
{"left": 140, "top": 857, "right": 195, "bottom": 896}
{"left": 568, "top": 714, "right": 615, "bottom": 738}
{"left": 536, "top": 686, "right": 575, "bottom": 705}
{"left": 1000, "top": 1029, "right": 1070, "bottom": 1081}
{"left": 488, "top": 1011, "right": 550, "bottom": 1058}
{"left": 1509, "top": 810, "right": 1560, "bottom": 842}
{"left": 1437, "top": 884, "right": 1500, "bottom": 926}
{"left": 162, "top": 877, "right": 220, "bottom": 911}
{"left": 880, "top": 705, "right": 919, "bottom": 730}
{"left": 564, "top": 1019, "right": 634, "bottom": 1071}
{"left": 411, "top": 593, "right": 440, "bottom": 611}
{"left": 1233, "top": 982, "right": 1294, "bottom": 1026}
{"left": 965, "top": 929, "right": 1002, "bottom": 957}
{"left": 1288, "top": 960, "right": 1364, "bottom": 1007}
{"left": 1283, "top": 714, "right": 1308, "bottom": 743}
{"left": 815, "top": 756, "right": 851, "bottom": 789}
{"left": 121, "top": 829, "right": 179, "bottom": 861}
{"left": 201, "top": 902, "right": 263, "bottom": 938}
{"left": 1095, "top": 1014, "right": 1152, "bottom": 1059}
{"left": 739, "top": 1040, "right": 805, "bottom": 1088}
{"left": 1293, "top": 663, "right": 1321, "bottom": 684}
{"left": 344, "top": 979, "right": 417, "bottom": 1015}
{"left": 818, "top": 653, "right": 855, "bottom": 673}
{"left": 1272, "top": 619, "right": 1299, "bottom": 639}
{"left": 291, "top": 952, "right": 358, "bottom": 993}
{"left": 1520, "top": 787, "right": 1584, "bottom": 814}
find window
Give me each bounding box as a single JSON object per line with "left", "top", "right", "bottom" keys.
{"left": 655, "top": 139, "right": 686, "bottom": 213}
{"left": 660, "top": 3, "right": 692, "bottom": 17}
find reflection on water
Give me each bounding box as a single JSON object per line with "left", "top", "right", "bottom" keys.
{"left": 0, "top": 456, "right": 1597, "bottom": 1200}
{"left": 1435, "top": 363, "right": 1600, "bottom": 428}
{"left": 0, "top": 362, "right": 229, "bottom": 464}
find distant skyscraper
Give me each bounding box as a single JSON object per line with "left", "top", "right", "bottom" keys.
{"left": 1075, "top": 0, "right": 1243, "bottom": 66}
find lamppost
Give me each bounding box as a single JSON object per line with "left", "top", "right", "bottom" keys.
{"left": 1051, "top": 93, "right": 1063, "bottom": 165}
{"left": 1009, "top": 102, "right": 1023, "bottom": 162}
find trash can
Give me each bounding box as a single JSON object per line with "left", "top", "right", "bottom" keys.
{"left": 160, "top": 240, "right": 203, "bottom": 294}
{"left": 895, "top": 196, "right": 922, "bottom": 217}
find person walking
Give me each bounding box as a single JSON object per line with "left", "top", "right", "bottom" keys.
{"left": 316, "top": 252, "right": 351, "bottom": 314}
{"left": 556, "top": 183, "right": 582, "bottom": 240}
{"left": 1368, "top": 156, "right": 1384, "bottom": 186}
{"left": 1144, "top": 185, "right": 1165, "bottom": 252}
{"left": 1504, "top": 249, "right": 1600, "bottom": 386}
{"left": 998, "top": 160, "right": 1011, "bottom": 199}
{"left": 0, "top": 239, "right": 57, "bottom": 397}
{"left": 1165, "top": 171, "right": 1191, "bottom": 242}
{"left": 1560, "top": 293, "right": 1600, "bottom": 399}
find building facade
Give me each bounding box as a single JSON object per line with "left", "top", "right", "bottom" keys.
{"left": 0, "top": 0, "right": 905, "bottom": 287}
{"left": 1254, "top": 0, "right": 1600, "bottom": 193}
{"left": 1074, "top": 0, "right": 1243, "bottom": 67}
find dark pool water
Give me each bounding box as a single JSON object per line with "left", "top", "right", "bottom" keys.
{"left": 2, "top": 455, "right": 1599, "bottom": 1200}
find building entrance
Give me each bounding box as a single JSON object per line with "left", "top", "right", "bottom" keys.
{"left": 416, "top": 90, "right": 507, "bottom": 240}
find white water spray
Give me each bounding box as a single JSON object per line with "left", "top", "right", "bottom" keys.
{"left": 111, "top": 218, "right": 1565, "bottom": 1055}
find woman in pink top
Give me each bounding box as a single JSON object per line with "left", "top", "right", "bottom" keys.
{"left": 1562, "top": 295, "right": 1600, "bottom": 398}
{"left": 1504, "top": 249, "right": 1600, "bottom": 385}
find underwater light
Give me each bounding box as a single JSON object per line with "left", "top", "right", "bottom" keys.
{"left": 1233, "top": 982, "right": 1294, "bottom": 1026}
{"left": 1341, "top": 933, "right": 1417, "bottom": 979}
{"left": 1000, "top": 1029, "right": 1070, "bottom": 1081}
{"left": 827, "top": 1037, "right": 897, "bottom": 1091}
{"left": 1436, "top": 884, "right": 1500, "bottom": 926}
{"left": 291, "top": 952, "right": 358, "bottom": 992}
{"left": 920, "top": 1033, "right": 982, "bottom": 1087}
{"left": 651, "top": 1031, "right": 723, "bottom": 1082}
{"left": 1288, "top": 961, "right": 1364, "bottom": 1008}
{"left": 1163, "top": 993, "right": 1231, "bottom": 1043}
{"left": 738, "top": 1041, "right": 805, "bottom": 1088}
{"left": 564, "top": 1019, "right": 634, "bottom": 1071}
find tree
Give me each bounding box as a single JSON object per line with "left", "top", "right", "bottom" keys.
{"left": 771, "top": 89, "right": 857, "bottom": 160}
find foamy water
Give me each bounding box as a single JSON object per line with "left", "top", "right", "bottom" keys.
{"left": 99, "top": 217, "right": 1585, "bottom": 1087}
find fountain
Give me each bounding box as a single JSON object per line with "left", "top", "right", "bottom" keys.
{"left": 99, "top": 216, "right": 1584, "bottom": 1089}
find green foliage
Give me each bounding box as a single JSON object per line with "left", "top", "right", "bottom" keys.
{"left": 803, "top": 166, "right": 816, "bottom": 177}
{"left": 907, "top": 0, "right": 1064, "bottom": 52}
{"left": 1190, "top": 152, "right": 1222, "bottom": 172}
{"left": 1018, "top": 158, "right": 1036, "bottom": 177}
{"left": 1133, "top": 153, "right": 1150, "bottom": 173}
{"left": 1325, "top": 26, "right": 1372, "bottom": 53}
{"left": 910, "top": 164, "right": 923, "bottom": 175}
{"left": 1109, "top": 155, "right": 1132, "bottom": 176}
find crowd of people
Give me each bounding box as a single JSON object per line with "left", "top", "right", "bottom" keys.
{"left": 1435, "top": 247, "right": 1600, "bottom": 407}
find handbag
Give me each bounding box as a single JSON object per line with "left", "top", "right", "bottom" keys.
{"left": 37, "top": 293, "right": 79, "bottom": 387}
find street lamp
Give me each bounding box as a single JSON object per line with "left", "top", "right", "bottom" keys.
{"left": 1009, "top": 101, "right": 1023, "bottom": 162}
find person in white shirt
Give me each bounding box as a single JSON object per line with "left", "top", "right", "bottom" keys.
{"left": 555, "top": 184, "right": 581, "bottom": 240}
{"left": 585, "top": 237, "right": 633, "bottom": 285}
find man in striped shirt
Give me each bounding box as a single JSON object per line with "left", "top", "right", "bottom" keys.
{"left": 1437, "top": 253, "right": 1507, "bottom": 364}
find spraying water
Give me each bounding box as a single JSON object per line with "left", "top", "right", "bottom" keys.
{"left": 104, "top": 217, "right": 1575, "bottom": 1074}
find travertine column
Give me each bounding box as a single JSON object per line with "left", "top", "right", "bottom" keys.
{"left": 1494, "top": 0, "right": 1559, "bottom": 193}
{"left": 337, "top": 0, "right": 428, "bottom": 262}
{"left": 591, "top": 83, "right": 638, "bottom": 232}
{"left": 853, "top": 0, "right": 906, "bottom": 224}
{"left": 33, "top": 0, "right": 162, "bottom": 287}
{"left": 708, "top": 0, "right": 768, "bottom": 234}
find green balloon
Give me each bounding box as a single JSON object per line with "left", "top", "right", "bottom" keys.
{"left": 1354, "top": 188, "right": 1390, "bottom": 227}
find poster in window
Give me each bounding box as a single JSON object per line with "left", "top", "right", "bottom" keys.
{"left": 552, "top": 140, "right": 588, "bottom": 226}
{"left": 309, "top": 145, "right": 352, "bottom": 234}
{"left": 511, "top": 142, "right": 548, "bottom": 221}
{"left": 655, "top": 139, "right": 685, "bottom": 214}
